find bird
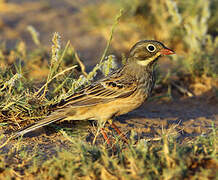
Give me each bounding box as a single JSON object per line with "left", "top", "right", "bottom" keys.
{"left": 13, "top": 40, "right": 174, "bottom": 143}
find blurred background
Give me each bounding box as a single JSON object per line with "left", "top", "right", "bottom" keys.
{"left": 0, "top": 0, "right": 217, "bottom": 96}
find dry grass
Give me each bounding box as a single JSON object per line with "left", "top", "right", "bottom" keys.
{"left": 0, "top": 127, "right": 217, "bottom": 179}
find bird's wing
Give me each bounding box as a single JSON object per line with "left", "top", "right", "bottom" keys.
{"left": 53, "top": 71, "right": 138, "bottom": 108}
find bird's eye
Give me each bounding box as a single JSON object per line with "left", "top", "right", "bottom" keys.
{"left": 146, "top": 44, "right": 156, "bottom": 52}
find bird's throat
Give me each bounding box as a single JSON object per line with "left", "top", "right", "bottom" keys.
{"left": 136, "top": 52, "right": 161, "bottom": 66}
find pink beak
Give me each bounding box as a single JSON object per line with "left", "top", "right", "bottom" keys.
{"left": 160, "top": 48, "right": 175, "bottom": 55}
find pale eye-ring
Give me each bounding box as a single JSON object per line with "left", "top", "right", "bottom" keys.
{"left": 146, "top": 44, "right": 156, "bottom": 52}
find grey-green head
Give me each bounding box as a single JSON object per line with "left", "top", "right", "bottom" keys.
{"left": 128, "top": 40, "right": 174, "bottom": 67}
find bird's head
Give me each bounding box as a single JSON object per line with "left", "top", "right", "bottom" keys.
{"left": 128, "top": 40, "right": 175, "bottom": 67}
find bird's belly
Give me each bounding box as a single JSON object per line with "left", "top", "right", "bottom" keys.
{"left": 64, "top": 91, "right": 146, "bottom": 121}
{"left": 114, "top": 94, "right": 146, "bottom": 116}
{"left": 96, "top": 91, "right": 147, "bottom": 119}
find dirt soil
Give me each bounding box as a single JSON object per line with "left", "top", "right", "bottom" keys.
{"left": 0, "top": 0, "right": 107, "bottom": 69}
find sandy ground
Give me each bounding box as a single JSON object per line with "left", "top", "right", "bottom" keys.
{"left": 0, "top": 0, "right": 108, "bottom": 69}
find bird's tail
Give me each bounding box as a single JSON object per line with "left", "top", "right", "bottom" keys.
{"left": 12, "top": 114, "right": 66, "bottom": 139}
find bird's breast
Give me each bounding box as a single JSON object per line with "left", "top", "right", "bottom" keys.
{"left": 138, "top": 70, "right": 156, "bottom": 97}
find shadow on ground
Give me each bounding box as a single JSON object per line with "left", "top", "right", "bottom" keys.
{"left": 117, "top": 94, "right": 217, "bottom": 142}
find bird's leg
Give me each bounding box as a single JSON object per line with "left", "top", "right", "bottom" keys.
{"left": 100, "top": 128, "right": 111, "bottom": 146}
{"left": 93, "top": 121, "right": 110, "bottom": 145}
{"left": 108, "top": 119, "right": 128, "bottom": 144}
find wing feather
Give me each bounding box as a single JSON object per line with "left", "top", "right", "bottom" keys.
{"left": 52, "top": 69, "right": 137, "bottom": 109}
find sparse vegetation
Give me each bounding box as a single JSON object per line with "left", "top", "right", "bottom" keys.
{"left": 0, "top": 127, "right": 217, "bottom": 179}
{"left": 0, "top": 0, "right": 217, "bottom": 179}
